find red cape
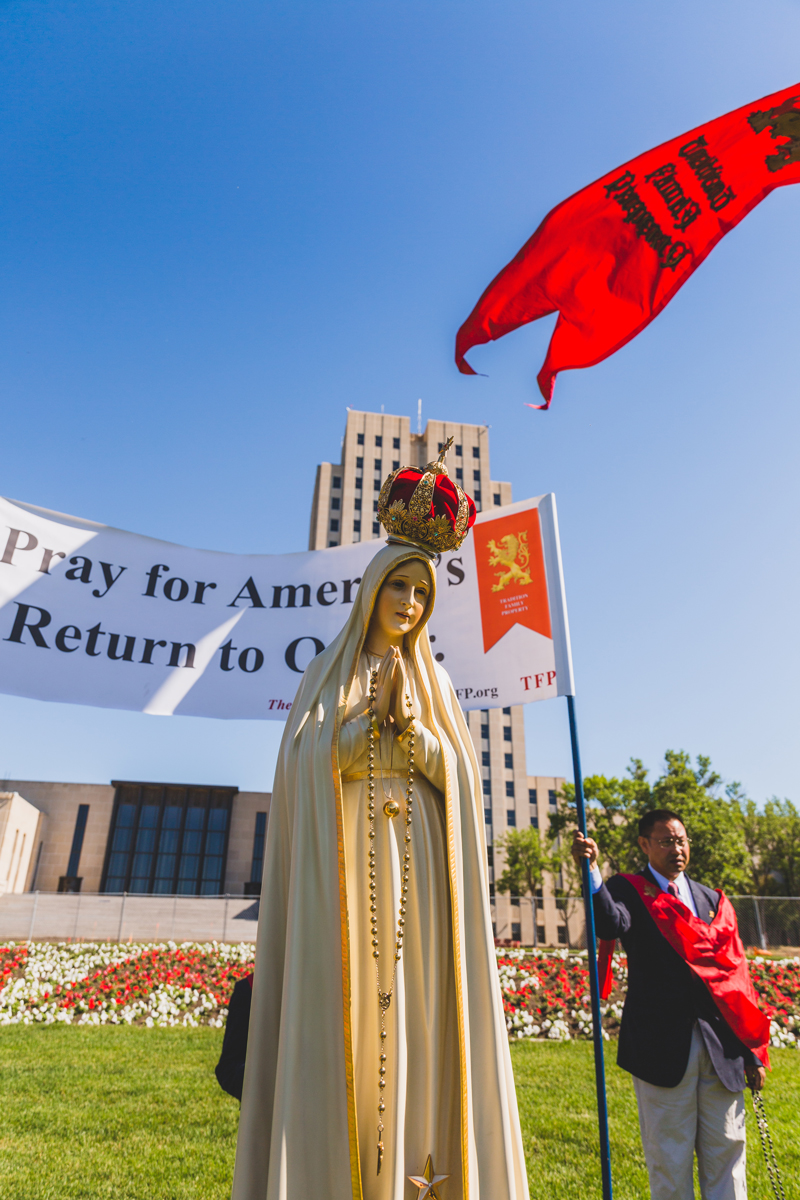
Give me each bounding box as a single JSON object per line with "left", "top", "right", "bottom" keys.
{"left": 598, "top": 873, "right": 770, "bottom": 1067}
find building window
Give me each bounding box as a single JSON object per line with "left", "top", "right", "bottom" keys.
{"left": 373, "top": 477, "right": 381, "bottom": 490}
{"left": 66, "top": 805, "right": 89, "bottom": 878}
{"left": 250, "top": 812, "right": 267, "bottom": 885}
{"left": 530, "top": 815, "right": 539, "bottom": 828}
{"left": 473, "top": 470, "right": 481, "bottom": 482}
{"left": 483, "top": 780, "right": 491, "bottom": 796}
{"left": 474, "top": 491, "right": 481, "bottom": 504}
{"left": 356, "top": 456, "right": 363, "bottom": 468}
{"left": 328, "top": 540, "right": 337, "bottom": 548}
{"left": 372, "top": 500, "right": 379, "bottom": 513}
{"left": 504, "top": 754, "right": 513, "bottom": 770}
{"left": 558, "top": 926, "right": 568, "bottom": 945}
{"left": 507, "top": 809, "right": 516, "bottom": 827}
{"left": 529, "top": 788, "right": 537, "bottom": 804}
{"left": 354, "top": 498, "right": 362, "bottom": 511}
{"left": 455, "top": 444, "right": 462, "bottom": 456}
{"left": 357, "top": 433, "right": 364, "bottom": 444}
{"left": 487, "top": 846, "right": 493, "bottom": 868}
{"left": 503, "top": 727, "right": 512, "bottom": 742}
{"left": 549, "top": 789, "right": 557, "bottom": 806}
{"left": 480, "top": 723, "right": 489, "bottom": 739}
{"left": 482, "top": 751, "right": 490, "bottom": 767}
{"left": 511, "top": 895, "right": 520, "bottom": 907}
{"left": 537, "top": 924, "right": 545, "bottom": 943}
{"left": 393, "top": 437, "right": 400, "bottom": 449}
{"left": 506, "top": 781, "right": 515, "bottom": 798}
{"left": 392, "top": 460, "right": 399, "bottom": 469}
{"left": 502, "top": 707, "right": 511, "bottom": 715}
{"left": 102, "top": 783, "right": 235, "bottom": 896}
{"left": 353, "top": 521, "right": 361, "bottom": 533}
{"left": 330, "top": 519, "right": 339, "bottom": 532}
{"left": 511, "top": 922, "right": 521, "bottom": 942}
{"left": 331, "top": 497, "right": 340, "bottom": 510}
{"left": 494, "top": 493, "right": 501, "bottom": 506}
{"left": 332, "top": 476, "right": 341, "bottom": 489}
{"left": 374, "top": 458, "right": 382, "bottom": 470}
{"left": 372, "top": 522, "right": 380, "bottom": 535}
{"left": 489, "top": 884, "right": 495, "bottom": 899}
{"left": 375, "top": 435, "right": 382, "bottom": 447}
{"left": 456, "top": 468, "right": 463, "bottom": 481}
{"left": 472, "top": 446, "right": 480, "bottom": 458}
{"left": 484, "top": 807, "right": 492, "bottom": 824}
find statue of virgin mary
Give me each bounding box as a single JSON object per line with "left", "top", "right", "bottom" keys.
{"left": 232, "top": 444, "right": 529, "bottom": 1200}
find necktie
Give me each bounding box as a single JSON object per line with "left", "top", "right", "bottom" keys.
{"left": 667, "top": 882, "right": 680, "bottom": 899}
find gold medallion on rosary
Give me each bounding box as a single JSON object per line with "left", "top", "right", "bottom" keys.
{"left": 367, "top": 666, "right": 415, "bottom": 1176}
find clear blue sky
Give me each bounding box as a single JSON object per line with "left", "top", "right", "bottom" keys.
{"left": 0, "top": 0, "right": 797, "bottom": 804}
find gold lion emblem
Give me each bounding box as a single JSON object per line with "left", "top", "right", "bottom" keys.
{"left": 486, "top": 531, "right": 532, "bottom": 592}
{"left": 748, "top": 96, "right": 800, "bottom": 173}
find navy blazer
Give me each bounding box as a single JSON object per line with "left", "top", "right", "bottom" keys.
{"left": 593, "top": 868, "right": 757, "bottom": 1090}
{"left": 215, "top": 976, "right": 253, "bottom": 1101}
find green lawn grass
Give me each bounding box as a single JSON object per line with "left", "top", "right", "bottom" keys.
{"left": 0, "top": 1027, "right": 798, "bottom": 1199}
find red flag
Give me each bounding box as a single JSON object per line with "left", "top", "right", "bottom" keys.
{"left": 456, "top": 83, "right": 800, "bottom": 408}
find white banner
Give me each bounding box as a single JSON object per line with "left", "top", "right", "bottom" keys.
{"left": 0, "top": 494, "right": 574, "bottom": 719}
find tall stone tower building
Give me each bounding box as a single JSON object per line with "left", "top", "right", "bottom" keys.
{"left": 309, "top": 409, "right": 569, "bottom": 946}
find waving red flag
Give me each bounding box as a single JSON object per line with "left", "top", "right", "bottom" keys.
{"left": 456, "top": 83, "right": 800, "bottom": 408}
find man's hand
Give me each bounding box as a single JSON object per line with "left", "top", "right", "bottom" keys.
{"left": 571, "top": 830, "right": 599, "bottom": 870}
{"left": 745, "top": 1063, "right": 766, "bottom": 1092}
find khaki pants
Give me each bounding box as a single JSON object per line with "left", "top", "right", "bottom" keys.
{"left": 633, "top": 1025, "right": 747, "bottom": 1200}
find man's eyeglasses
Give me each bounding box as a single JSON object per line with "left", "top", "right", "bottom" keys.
{"left": 647, "top": 836, "right": 691, "bottom": 849}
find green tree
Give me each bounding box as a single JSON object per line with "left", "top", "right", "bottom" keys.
{"left": 740, "top": 797, "right": 800, "bottom": 895}
{"left": 549, "top": 751, "right": 751, "bottom": 893}
{"left": 650, "top": 752, "right": 749, "bottom": 892}
{"left": 550, "top": 758, "right": 651, "bottom": 875}
{"left": 494, "top": 826, "right": 555, "bottom": 945}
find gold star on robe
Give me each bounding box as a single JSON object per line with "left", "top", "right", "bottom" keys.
{"left": 408, "top": 1155, "right": 449, "bottom": 1199}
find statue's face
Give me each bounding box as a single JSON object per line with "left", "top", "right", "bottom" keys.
{"left": 370, "top": 561, "right": 431, "bottom": 646}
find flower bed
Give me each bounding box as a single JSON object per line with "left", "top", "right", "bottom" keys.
{"left": 2, "top": 941, "right": 799, "bottom": 1045}
{"left": 497, "top": 948, "right": 625, "bottom": 1042}
{"left": 498, "top": 948, "right": 800, "bottom": 1047}
{"left": 0, "top": 941, "right": 255, "bottom": 1027}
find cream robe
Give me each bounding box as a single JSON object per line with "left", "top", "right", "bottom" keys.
{"left": 232, "top": 542, "right": 529, "bottom": 1200}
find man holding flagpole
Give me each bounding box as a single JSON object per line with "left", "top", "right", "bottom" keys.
{"left": 573, "top": 810, "right": 769, "bottom": 1200}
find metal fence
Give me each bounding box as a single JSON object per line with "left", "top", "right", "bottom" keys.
{"left": 0, "top": 892, "right": 259, "bottom": 943}
{"left": 730, "top": 896, "right": 800, "bottom": 952}
{"left": 495, "top": 897, "right": 800, "bottom": 954}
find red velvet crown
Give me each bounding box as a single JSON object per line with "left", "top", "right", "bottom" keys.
{"left": 377, "top": 437, "right": 477, "bottom": 554}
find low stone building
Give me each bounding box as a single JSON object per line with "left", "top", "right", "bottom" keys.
{"left": 0, "top": 779, "right": 270, "bottom": 898}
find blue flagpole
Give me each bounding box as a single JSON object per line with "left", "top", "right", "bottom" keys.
{"left": 567, "top": 693, "right": 613, "bottom": 1200}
